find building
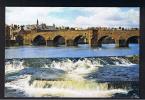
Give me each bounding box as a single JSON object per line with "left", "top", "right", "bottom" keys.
{"left": 36, "top": 19, "right": 56, "bottom": 31}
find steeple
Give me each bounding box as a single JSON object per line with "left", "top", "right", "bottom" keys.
{"left": 37, "top": 19, "right": 39, "bottom": 26}
{"left": 36, "top": 19, "right": 39, "bottom": 32}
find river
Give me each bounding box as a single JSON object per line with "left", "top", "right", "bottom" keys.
{"left": 5, "top": 44, "right": 139, "bottom": 58}
{"left": 5, "top": 44, "right": 139, "bottom": 98}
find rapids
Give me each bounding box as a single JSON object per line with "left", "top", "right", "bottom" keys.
{"left": 5, "top": 57, "right": 139, "bottom": 98}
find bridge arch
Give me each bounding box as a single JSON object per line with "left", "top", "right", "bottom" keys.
{"left": 73, "top": 35, "right": 86, "bottom": 46}
{"left": 32, "top": 35, "right": 46, "bottom": 46}
{"left": 126, "top": 36, "right": 139, "bottom": 47}
{"left": 97, "top": 35, "right": 115, "bottom": 47}
{"left": 53, "top": 35, "right": 65, "bottom": 46}
{"left": 16, "top": 35, "right": 24, "bottom": 46}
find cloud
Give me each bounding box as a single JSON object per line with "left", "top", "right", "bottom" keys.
{"left": 73, "top": 7, "right": 139, "bottom": 28}
{"left": 6, "top": 7, "right": 139, "bottom": 28}
{"left": 6, "top": 7, "right": 65, "bottom": 25}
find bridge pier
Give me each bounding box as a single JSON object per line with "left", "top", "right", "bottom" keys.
{"left": 65, "top": 39, "right": 74, "bottom": 46}
{"left": 115, "top": 39, "right": 128, "bottom": 47}
{"left": 90, "top": 43, "right": 99, "bottom": 47}
{"left": 90, "top": 39, "right": 99, "bottom": 47}
{"left": 46, "top": 40, "right": 54, "bottom": 46}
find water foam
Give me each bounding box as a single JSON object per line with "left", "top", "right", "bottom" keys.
{"left": 5, "top": 59, "right": 24, "bottom": 74}
{"left": 5, "top": 75, "right": 128, "bottom": 97}
{"left": 5, "top": 57, "right": 138, "bottom": 97}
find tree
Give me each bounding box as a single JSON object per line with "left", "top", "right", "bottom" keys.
{"left": 119, "top": 27, "right": 121, "bottom": 30}
{"left": 65, "top": 27, "right": 69, "bottom": 30}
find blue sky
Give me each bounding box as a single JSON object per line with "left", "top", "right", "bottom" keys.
{"left": 6, "top": 7, "right": 139, "bottom": 28}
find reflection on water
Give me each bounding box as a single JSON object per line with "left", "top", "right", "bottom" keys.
{"left": 5, "top": 57, "right": 139, "bottom": 98}
{"left": 5, "top": 44, "right": 139, "bottom": 58}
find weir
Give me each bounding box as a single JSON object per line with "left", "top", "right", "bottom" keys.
{"left": 5, "top": 57, "right": 139, "bottom": 98}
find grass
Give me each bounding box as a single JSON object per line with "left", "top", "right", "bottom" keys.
{"left": 127, "top": 55, "right": 139, "bottom": 64}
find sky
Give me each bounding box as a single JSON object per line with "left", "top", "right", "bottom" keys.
{"left": 6, "top": 7, "right": 139, "bottom": 28}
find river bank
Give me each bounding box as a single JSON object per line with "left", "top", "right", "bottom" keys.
{"left": 127, "top": 55, "right": 139, "bottom": 64}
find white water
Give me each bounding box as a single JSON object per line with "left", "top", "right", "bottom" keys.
{"left": 5, "top": 60, "right": 24, "bottom": 74}
{"left": 5, "top": 57, "right": 139, "bottom": 97}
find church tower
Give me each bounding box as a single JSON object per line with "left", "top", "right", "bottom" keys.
{"left": 36, "top": 19, "right": 39, "bottom": 32}
{"left": 37, "top": 19, "right": 39, "bottom": 27}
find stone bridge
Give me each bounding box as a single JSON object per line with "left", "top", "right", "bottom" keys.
{"left": 16, "top": 29, "right": 139, "bottom": 47}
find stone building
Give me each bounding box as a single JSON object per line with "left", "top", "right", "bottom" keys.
{"left": 36, "top": 19, "right": 56, "bottom": 31}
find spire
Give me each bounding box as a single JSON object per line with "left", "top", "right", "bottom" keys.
{"left": 37, "top": 19, "right": 39, "bottom": 26}
{"left": 36, "top": 19, "right": 39, "bottom": 32}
